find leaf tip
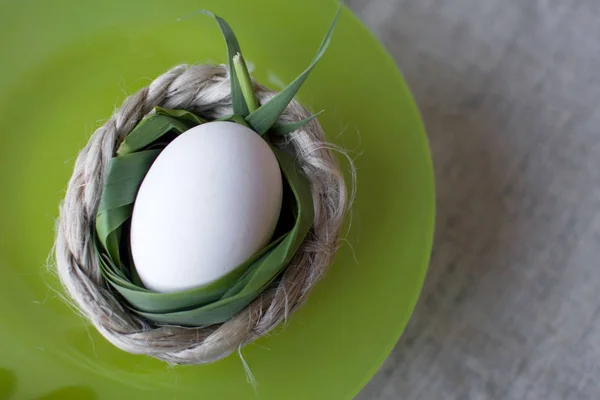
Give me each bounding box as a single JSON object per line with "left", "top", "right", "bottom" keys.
{"left": 199, "top": 9, "right": 215, "bottom": 18}
{"left": 177, "top": 9, "right": 212, "bottom": 22}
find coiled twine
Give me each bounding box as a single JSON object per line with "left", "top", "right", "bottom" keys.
{"left": 54, "top": 64, "right": 349, "bottom": 364}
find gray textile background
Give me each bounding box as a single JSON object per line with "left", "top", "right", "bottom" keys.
{"left": 348, "top": 1, "right": 600, "bottom": 399}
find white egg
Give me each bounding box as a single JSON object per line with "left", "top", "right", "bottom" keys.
{"left": 130, "top": 121, "right": 283, "bottom": 293}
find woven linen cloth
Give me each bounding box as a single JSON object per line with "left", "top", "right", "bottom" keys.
{"left": 349, "top": 0, "right": 600, "bottom": 399}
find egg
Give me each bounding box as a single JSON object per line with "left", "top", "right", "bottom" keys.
{"left": 130, "top": 121, "right": 283, "bottom": 293}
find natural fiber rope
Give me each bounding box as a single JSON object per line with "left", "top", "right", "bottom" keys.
{"left": 54, "top": 64, "right": 349, "bottom": 364}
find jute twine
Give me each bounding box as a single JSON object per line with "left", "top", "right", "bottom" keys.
{"left": 54, "top": 64, "right": 349, "bottom": 364}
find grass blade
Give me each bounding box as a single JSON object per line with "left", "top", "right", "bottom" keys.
{"left": 201, "top": 10, "right": 250, "bottom": 117}
{"left": 233, "top": 53, "right": 259, "bottom": 113}
{"left": 246, "top": 7, "right": 340, "bottom": 134}
{"left": 117, "top": 108, "right": 202, "bottom": 156}
{"left": 271, "top": 110, "right": 324, "bottom": 135}
{"left": 96, "top": 150, "right": 161, "bottom": 250}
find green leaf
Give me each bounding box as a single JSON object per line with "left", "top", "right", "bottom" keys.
{"left": 229, "top": 114, "right": 252, "bottom": 128}
{"left": 155, "top": 107, "right": 207, "bottom": 124}
{"left": 233, "top": 53, "right": 259, "bottom": 113}
{"left": 109, "top": 234, "right": 287, "bottom": 314}
{"left": 96, "top": 150, "right": 160, "bottom": 250}
{"left": 215, "top": 114, "right": 234, "bottom": 121}
{"left": 201, "top": 10, "right": 250, "bottom": 117}
{"left": 117, "top": 108, "right": 203, "bottom": 156}
{"left": 246, "top": 7, "right": 340, "bottom": 134}
{"left": 215, "top": 114, "right": 252, "bottom": 128}
{"left": 271, "top": 110, "right": 324, "bottom": 135}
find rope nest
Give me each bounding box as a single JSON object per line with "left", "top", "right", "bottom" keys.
{"left": 54, "top": 64, "right": 348, "bottom": 364}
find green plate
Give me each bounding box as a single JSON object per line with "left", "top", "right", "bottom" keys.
{"left": 0, "top": 1, "right": 434, "bottom": 399}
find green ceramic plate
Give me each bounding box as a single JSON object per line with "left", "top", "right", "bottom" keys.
{"left": 0, "top": 1, "right": 434, "bottom": 399}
